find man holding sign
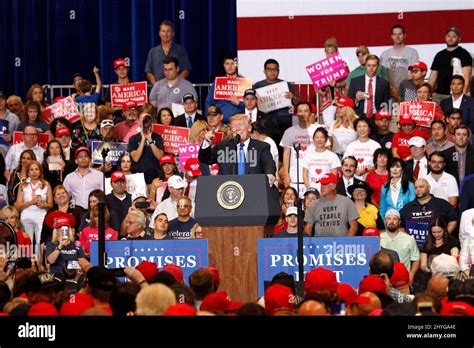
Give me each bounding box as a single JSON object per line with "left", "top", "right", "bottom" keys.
{"left": 205, "top": 55, "right": 245, "bottom": 123}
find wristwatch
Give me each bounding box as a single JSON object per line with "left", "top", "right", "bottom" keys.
{"left": 146, "top": 139, "right": 155, "bottom": 145}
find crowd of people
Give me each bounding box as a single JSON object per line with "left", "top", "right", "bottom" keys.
{"left": 0, "top": 20, "right": 473, "bottom": 316}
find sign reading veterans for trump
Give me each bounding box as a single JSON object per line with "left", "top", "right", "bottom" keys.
{"left": 90, "top": 240, "right": 208, "bottom": 284}
{"left": 255, "top": 81, "right": 292, "bottom": 113}
{"left": 399, "top": 101, "right": 436, "bottom": 128}
{"left": 257, "top": 236, "right": 379, "bottom": 296}
{"left": 152, "top": 124, "right": 189, "bottom": 154}
{"left": 213, "top": 77, "right": 253, "bottom": 101}
{"left": 110, "top": 81, "right": 148, "bottom": 107}
{"left": 90, "top": 141, "right": 128, "bottom": 165}
{"left": 13, "top": 131, "right": 49, "bottom": 149}
{"left": 42, "top": 96, "right": 81, "bottom": 125}
{"left": 306, "top": 53, "right": 348, "bottom": 89}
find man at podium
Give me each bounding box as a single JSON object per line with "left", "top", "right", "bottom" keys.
{"left": 198, "top": 114, "right": 276, "bottom": 187}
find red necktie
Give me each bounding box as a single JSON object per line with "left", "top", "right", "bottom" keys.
{"left": 367, "top": 78, "right": 373, "bottom": 117}
{"left": 184, "top": 181, "right": 191, "bottom": 197}
{"left": 413, "top": 160, "right": 420, "bottom": 179}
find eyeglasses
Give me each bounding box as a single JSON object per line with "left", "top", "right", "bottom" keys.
{"left": 24, "top": 133, "right": 37, "bottom": 137}
{"left": 177, "top": 204, "right": 191, "bottom": 209}
{"left": 74, "top": 79, "right": 82, "bottom": 84}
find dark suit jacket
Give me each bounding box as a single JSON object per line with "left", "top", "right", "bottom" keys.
{"left": 348, "top": 75, "right": 390, "bottom": 116}
{"left": 404, "top": 157, "right": 429, "bottom": 181}
{"left": 440, "top": 95, "right": 474, "bottom": 132}
{"left": 198, "top": 138, "right": 276, "bottom": 175}
{"left": 441, "top": 145, "right": 474, "bottom": 183}
{"left": 174, "top": 112, "right": 207, "bottom": 128}
{"left": 336, "top": 177, "right": 363, "bottom": 198}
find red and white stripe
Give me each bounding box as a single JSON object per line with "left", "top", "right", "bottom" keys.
{"left": 237, "top": 0, "right": 474, "bottom": 83}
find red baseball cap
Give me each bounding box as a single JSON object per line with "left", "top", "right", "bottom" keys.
{"left": 210, "top": 163, "right": 219, "bottom": 176}
{"left": 45, "top": 211, "right": 76, "bottom": 229}
{"left": 334, "top": 97, "right": 355, "bottom": 109}
{"left": 75, "top": 146, "right": 90, "bottom": 159}
{"left": 184, "top": 158, "right": 202, "bottom": 177}
{"left": 159, "top": 154, "right": 175, "bottom": 167}
{"left": 135, "top": 261, "right": 158, "bottom": 281}
{"left": 362, "top": 227, "right": 380, "bottom": 237}
{"left": 162, "top": 263, "right": 184, "bottom": 284}
{"left": 111, "top": 171, "right": 127, "bottom": 182}
{"left": 55, "top": 127, "right": 71, "bottom": 137}
{"left": 408, "top": 61, "right": 428, "bottom": 71}
{"left": 336, "top": 283, "right": 358, "bottom": 306}
{"left": 440, "top": 301, "right": 474, "bottom": 316}
{"left": 123, "top": 101, "right": 137, "bottom": 111}
{"left": 54, "top": 216, "right": 71, "bottom": 229}
{"left": 319, "top": 173, "right": 338, "bottom": 185}
{"left": 164, "top": 303, "right": 197, "bottom": 316}
{"left": 375, "top": 109, "right": 391, "bottom": 120}
{"left": 264, "top": 284, "right": 294, "bottom": 315}
{"left": 359, "top": 275, "right": 388, "bottom": 295}
{"left": 28, "top": 302, "right": 58, "bottom": 316}
{"left": 304, "top": 267, "right": 338, "bottom": 298}
{"left": 200, "top": 291, "right": 243, "bottom": 313}
{"left": 204, "top": 267, "right": 220, "bottom": 290}
{"left": 114, "top": 58, "right": 127, "bottom": 70}
{"left": 60, "top": 293, "right": 95, "bottom": 315}
{"left": 390, "top": 262, "right": 410, "bottom": 289}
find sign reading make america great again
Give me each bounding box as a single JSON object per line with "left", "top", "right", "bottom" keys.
{"left": 90, "top": 240, "right": 208, "bottom": 285}
{"left": 257, "top": 236, "right": 379, "bottom": 296}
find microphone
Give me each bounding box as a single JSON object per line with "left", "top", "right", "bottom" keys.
{"left": 234, "top": 134, "right": 241, "bottom": 145}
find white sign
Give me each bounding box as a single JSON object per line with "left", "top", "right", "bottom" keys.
{"left": 171, "top": 103, "right": 185, "bottom": 117}
{"left": 105, "top": 172, "right": 147, "bottom": 197}
{"left": 255, "top": 81, "right": 292, "bottom": 113}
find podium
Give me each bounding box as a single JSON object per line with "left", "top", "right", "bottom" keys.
{"left": 195, "top": 174, "right": 280, "bottom": 302}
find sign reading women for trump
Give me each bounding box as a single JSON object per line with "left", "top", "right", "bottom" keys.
{"left": 90, "top": 240, "right": 208, "bottom": 285}
{"left": 213, "top": 77, "right": 253, "bottom": 101}
{"left": 255, "top": 81, "right": 292, "bottom": 113}
{"left": 399, "top": 101, "right": 436, "bottom": 128}
{"left": 306, "top": 53, "right": 348, "bottom": 90}
{"left": 110, "top": 81, "right": 148, "bottom": 107}
{"left": 257, "top": 236, "right": 379, "bottom": 296}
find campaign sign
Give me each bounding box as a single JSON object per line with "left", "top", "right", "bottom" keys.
{"left": 90, "top": 239, "right": 208, "bottom": 284}
{"left": 257, "top": 236, "right": 379, "bottom": 296}
{"left": 152, "top": 124, "right": 189, "bottom": 154}
{"left": 13, "top": 131, "right": 49, "bottom": 149}
{"left": 305, "top": 53, "right": 348, "bottom": 89}
{"left": 0, "top": 119, "right": 9, "bottom": 145}
{"left": 178, "top": 143, "right": 200, "bottom": 172}
{"left": 90, "top": 141, "right": 128, "bottom": 165}
{"left": 405, "top": 220, "right": 430, "bottom": 249}
{"left": 255, "top": 81, "right": 292, "bottom": 113}
{"left": 213, "top": 77, "right": 253, "bottom": 101}
{"left": 105, "top": 172, "right": 147, "bottom": 196}
{"left": 400, "top": 101, "right": 436, "bottom": 128}
{"left": 110, "top": 81, "right": 148, "bottom": 107}
{"left": 42, "top": 96, "right": 81, "bottom": 125}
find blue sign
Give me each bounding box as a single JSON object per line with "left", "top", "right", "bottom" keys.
{"left": 405, "top": 220, "right": 429, "bottom": 249}
{"left": 90, "top": 240, "right": 208, "bottom": 284}
{"left": 257, "top": 236, "right": 379, "bottom": 296}
{"left": 90, "top": 140, "right": 128, "bottom": 165}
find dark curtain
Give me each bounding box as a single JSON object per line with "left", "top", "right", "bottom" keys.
{"left": 0, "top": 0, "right": 237, "bottom": 100}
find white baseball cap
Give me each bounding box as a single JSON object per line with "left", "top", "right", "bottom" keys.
{"left": 167, "top": 175, "right": 187, "bottom": 189}
{"left": 385, "top": 209, "right": 400, "bottom": 219}
{"left": 408, "top": 136, "right": 426, "bottom": 148}
{"left": 286, "top": 206, "right": 298, "bottom": 217}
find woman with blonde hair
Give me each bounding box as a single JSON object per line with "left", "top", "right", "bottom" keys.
{"left": 71, "top": 102, "right": 101, "bottom": 150}
{"left": 328, "top": 100, "right": 358, "bottom": 157}
{"left": 188, "top": 120, "right": 210, "bottom": 144}
{"left": 2, "top": 206, "right": 31, "bottom": 253}
{"left": 135, "top": 283, "right": 176, "bottom": 315}
{"left": 14, "top": 160, "right": 53, "bottom": 255}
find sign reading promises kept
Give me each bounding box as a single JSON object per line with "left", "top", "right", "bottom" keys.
{"left": 213, "top": 77, "right": 253, "bottom": 101}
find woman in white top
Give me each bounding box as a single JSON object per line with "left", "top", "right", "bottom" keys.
{"left": 344, "top": 117, "right": 381, "bottom": 179}
{"left": 15, "top": 160, "right": 53, "bottom": 256}
{"left": 303, "top": 128, "right": 341, "bottom": 191}
{"left": 329, "top": 102, "right": 358, "bottom": 157}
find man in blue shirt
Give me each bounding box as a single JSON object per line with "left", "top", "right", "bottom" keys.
{"left": 145, "top": 20, "right": 192, "bottom": 85}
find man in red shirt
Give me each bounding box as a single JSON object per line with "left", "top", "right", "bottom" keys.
{"left": 392, "top": 113, "right": 424, "bottom": 160}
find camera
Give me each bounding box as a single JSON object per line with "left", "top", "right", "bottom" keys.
{"left": 135, "top": 201, "right": 150, "bottom": 209}
{"left": 60, "top": 226, "right": 69, "bottom": 240}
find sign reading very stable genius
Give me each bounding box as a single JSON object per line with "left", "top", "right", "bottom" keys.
{"left": 258, "top": 236, "right": 379, "bottom": 296}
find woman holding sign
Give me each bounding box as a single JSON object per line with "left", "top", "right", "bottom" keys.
{"left": 43, "top": 139, "right": 74, "bottom": 188}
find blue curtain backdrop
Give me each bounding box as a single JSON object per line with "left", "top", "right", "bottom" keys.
{"left": 0, "top": 0, "right": 237, "bottom": 99}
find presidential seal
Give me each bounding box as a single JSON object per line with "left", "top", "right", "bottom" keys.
{"left": 216, "top": 181, "right": 244, "bottom": 210}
